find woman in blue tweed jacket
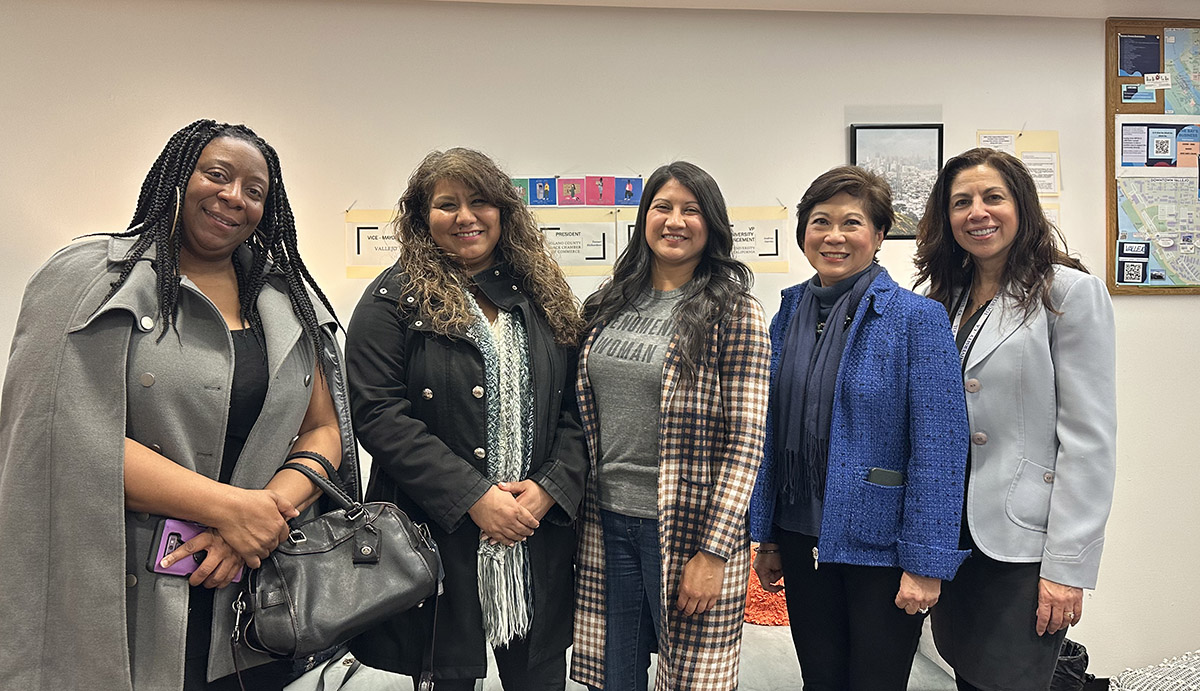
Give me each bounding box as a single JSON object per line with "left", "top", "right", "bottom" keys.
{"left": 749, "top": 166, "right": 969, "bottom": 691}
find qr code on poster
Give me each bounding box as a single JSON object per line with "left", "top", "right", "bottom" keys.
{"left": 1154, "top": 138, "right": 1171, "bottom": 156}
{"left": 1123, "top": 261, "right": 1145, "bottom": 283}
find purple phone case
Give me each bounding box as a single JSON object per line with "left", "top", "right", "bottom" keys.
{"left": 147, "top": 518, "right": 243, "bottom": 582}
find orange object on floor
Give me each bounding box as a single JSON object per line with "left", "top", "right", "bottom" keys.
{"left": 744, "top": 543, "right": 789, "bottom": 626}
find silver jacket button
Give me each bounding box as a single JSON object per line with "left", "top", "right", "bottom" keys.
{"left": 1043, "top": 471, "right": 1055, "bottom": 483}
{"left": 378, "top": 287, "right": 388, "bottom": 295}
{"left": 965, "top": 378, "right": 981, "bottom": 393}
{"left": 139, "top": 373, "right": 155, "bottom": 387}
{"left": 413, "top": 320, "right": 424, "bottom": 327}
{"left": 474, "top": 447, "right": 486, "bottom": 459}
{"left": 422, "top": 388, "right": 434, "bottom": 400}
{"left": 304, "top": 374, "right": 312, "bottom": 387}
{"left": 139, "top": 316, "right": 155, "bottom": 331}
{"left": 971, "top": 431, "right": 988, "bottom": 445}
{"left": 126, "top": 574, "right": 138, "bottom": 587}
{"left": 472, "top": 386, "right": 484, "bottom": 399}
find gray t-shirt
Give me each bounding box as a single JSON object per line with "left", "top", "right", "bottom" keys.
{"left": 588, "top": 287, "right": 682, "bottom": 518}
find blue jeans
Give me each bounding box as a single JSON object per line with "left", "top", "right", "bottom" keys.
{"left": 596, "top": 510, "right": 663, "bottom": 691}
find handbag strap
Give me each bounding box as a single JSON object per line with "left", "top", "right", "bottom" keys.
{"left": 416, "top": 593, "right": 440, "bottom": 691}
{"left": 284, "top": 450, "right": 348, "bottom": 495}
{"left": 278, "top": 462, "right": 359, "bottom": 513}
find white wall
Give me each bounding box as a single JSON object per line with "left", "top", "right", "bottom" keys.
{"left": 2, "top": 0, "right": 1197, "bottom": 675}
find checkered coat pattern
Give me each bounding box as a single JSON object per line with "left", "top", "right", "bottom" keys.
{"left": 571, "top": 296, "right": 770, "bottom": 691}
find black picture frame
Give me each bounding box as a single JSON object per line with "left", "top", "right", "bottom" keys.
{"left": 850, "top": 123, "right": 944, "bottom": 239}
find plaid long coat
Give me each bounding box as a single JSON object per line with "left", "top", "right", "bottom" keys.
{"left": 570, "top": 296, "right": 770, "bottom": 691}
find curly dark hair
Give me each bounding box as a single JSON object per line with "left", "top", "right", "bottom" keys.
{"left": 98, "top": 119, "right": 336, "bottom": 364}
{"left": 392, "top": 147, "right": 583, "bottom": 345}
{"left": 583, "top": 161, "right": 755, "bottom": 385}
{"left": 914, "top": 147, "right": 1085, "bottom": 315}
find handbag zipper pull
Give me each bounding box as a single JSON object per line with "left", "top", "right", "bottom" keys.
{"left": 812, "top": 546, "right": 819, "bottom": 571}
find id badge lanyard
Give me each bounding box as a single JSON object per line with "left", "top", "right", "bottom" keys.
{"left": 950, "top": 289, "right": 996, "bottom": 370}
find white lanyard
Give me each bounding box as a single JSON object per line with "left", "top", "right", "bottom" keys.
{"left": 950, "top": 289, "right": 996, "bottom": 366}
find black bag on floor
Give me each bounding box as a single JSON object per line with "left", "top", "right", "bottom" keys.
{"left": 1050, "top": 638, "right": 1096, "bottom": 691}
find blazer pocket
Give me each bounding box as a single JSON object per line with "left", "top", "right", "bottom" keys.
{"left": 850, "top": 479, "right": 904, "bottom": 548}
{"left": 1004, "top": 458, "right": 1053, "bottom": 533}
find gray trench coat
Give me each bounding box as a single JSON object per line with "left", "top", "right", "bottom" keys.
{"left": 0, "top": 237, "right": 358, "bottom": 690}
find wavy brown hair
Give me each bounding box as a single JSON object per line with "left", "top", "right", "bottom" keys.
{"left": 914, "top": 147, "right": 1085, "bottom": 315}
{"left": 393, "top": 148, "right": 582, "bottom": 345}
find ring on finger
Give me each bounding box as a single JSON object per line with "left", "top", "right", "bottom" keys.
{"left": 1065, "top": 611, "right": 1075, "bottom": 620}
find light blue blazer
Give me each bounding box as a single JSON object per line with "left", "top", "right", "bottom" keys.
{"left": 957, "top": 265, "right": 1116, "bottom": 589}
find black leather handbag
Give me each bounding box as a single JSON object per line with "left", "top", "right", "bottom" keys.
{"left": 232, "top": 462, "right": 441, "bottom": 661}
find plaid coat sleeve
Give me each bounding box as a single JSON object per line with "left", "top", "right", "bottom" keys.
{"left": 697, "top": 298, "right": 771, "bottom": 560}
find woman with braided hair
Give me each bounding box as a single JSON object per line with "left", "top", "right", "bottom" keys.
{"left": 0, "top": 119, "right": 358, "bottom": 691}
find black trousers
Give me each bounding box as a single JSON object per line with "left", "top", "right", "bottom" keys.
{"left": 778, "top": 530, "right": 926, "bottom": 691}
{"left": 416, "top": 636, "right": 566, "bottom": 691}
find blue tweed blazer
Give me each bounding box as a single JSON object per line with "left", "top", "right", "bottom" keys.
{"left": 749, "top": 268, "right": 970, "bottom": 580}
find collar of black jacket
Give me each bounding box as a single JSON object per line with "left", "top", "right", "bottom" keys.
{"left": 373, "top": 262, "right": 525, "bottom": 311}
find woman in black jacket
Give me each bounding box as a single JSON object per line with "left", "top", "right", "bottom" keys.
{"left": 346, "top": 148, "right": 588, "bottom": 691}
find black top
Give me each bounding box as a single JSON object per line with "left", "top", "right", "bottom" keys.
{"left": 219, "top": 329, "right": 269, "bottom": 484}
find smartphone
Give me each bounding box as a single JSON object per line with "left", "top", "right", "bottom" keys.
{"left": 146, "top": 518, "right": 243, "bottom": 582}
{"left": 866, "top": 467, "right": 905, "bottom": 486}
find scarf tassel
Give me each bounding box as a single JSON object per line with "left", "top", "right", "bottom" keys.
{"left": 477, "top": 541, "right": 533, "bottom": 648}
{"left": 777, "top": 438, "right": 829, "bottom": 505}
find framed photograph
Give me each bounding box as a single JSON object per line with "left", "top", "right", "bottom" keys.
{"left": 850, "top": 123, "right": 943, "bottom": 239}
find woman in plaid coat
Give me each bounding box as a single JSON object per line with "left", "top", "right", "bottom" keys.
{"left": 570, "top": 162, "right": 770, "bottom": 691}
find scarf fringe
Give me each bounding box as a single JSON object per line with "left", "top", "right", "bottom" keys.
{"left": 477, "top": 541, "right": 533, "bottom": 647}
{"left": 466, "top": 298, "right": 535, "bottom": 648}
{"left": 777, "top": 440, "right": 828, "bottom": 504}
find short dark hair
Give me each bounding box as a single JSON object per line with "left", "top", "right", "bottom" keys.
{"left": 795, "top": 165, "right": 894, "bottom": 247}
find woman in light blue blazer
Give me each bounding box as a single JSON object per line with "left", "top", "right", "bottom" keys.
{"left": 915, "top": 148, "right": 1116, "bottom": 691}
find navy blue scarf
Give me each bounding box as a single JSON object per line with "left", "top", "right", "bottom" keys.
{"left": 774, "top": 264, "right": 882, "bottom": 502}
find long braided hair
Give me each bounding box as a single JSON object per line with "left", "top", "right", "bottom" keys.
{"left": 99, "top": 119, "right": 336, "bottom": 364}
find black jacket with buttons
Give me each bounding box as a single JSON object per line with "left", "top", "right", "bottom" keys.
{"left": 345, "top": 262, "right": 588, "bottom": 679}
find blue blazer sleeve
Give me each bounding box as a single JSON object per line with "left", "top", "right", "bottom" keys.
{"left": 896, "top": 299, "right": 971, "bottom": 579}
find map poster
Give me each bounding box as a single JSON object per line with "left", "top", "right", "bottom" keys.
{"left": 1114, "top": 115, "right": 1200, "bottom": 287}
{"left": 1164, "top": 28, "right": 1200, "bottom": 115}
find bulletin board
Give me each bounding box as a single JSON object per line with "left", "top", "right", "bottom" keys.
{"left": 1105, "top": 18, "right": 1200, "bottom": 294}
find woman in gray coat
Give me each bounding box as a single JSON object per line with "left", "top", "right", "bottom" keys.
{"left": 915, "top": 148, "right": 1116, "bottom": 691}
{"left": 0, "top": 120, "right": 357, "bottom": 691}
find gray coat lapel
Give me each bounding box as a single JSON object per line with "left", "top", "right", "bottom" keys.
{"left": 964, "top": 290, "right": 1024, "bottom": 372}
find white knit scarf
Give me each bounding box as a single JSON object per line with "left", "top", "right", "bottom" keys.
{"left": 466, "top": 299, "right": 535, "bottom": 648}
